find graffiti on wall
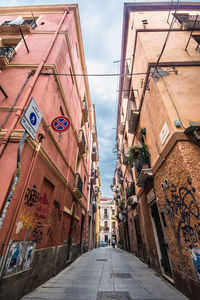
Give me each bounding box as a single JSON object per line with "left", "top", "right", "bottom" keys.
{"left": 32, "top": 221, "right": 43, "bottom": 244}
{"left": 34, "top": 193, "right": 49, "bottom": 220}
{"left": 51, "top": 200, "right": 62, "bottom": 225}
{"left": 165, "top": 177, "right": 200, "bottom": 249}
{"left": 16, "top": 209, "right": 34, "bottom": 234}
{"left": 24, "top": 185, "right": 40, "bottom": 207}
{"left": 3, "top": 241, "right": 36, "bottom": 276}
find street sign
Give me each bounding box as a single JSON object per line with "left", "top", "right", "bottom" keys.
{"left": 20, "top": 98, "right": 42, "bottom": 140}
{"left": 51, "top": 116, "right": 70, "bottom": 132}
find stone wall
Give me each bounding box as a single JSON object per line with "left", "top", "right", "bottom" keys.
{"left": 154, "top": 140, "right": 200, "bottom": 299}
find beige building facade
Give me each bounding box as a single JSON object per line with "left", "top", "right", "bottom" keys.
{"left": 114, "top": 2, "right": 200, "bottom": 300}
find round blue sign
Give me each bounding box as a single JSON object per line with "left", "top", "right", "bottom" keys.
{"left": 30, "top": 112, "right": 37, "bottom": 126}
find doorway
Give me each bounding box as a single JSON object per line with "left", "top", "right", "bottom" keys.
{"left": 151, "top": 203, "right": 172, "bottom": 277}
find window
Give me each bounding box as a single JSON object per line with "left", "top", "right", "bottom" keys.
{"left": 104, "top": 208, "right": 108, "bottom": 217}
{"left": 112, "top": 209, "right": 115, "bottom": 216}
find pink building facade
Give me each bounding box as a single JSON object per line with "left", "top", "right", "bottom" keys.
{"left": 0, "top": 4, "right": 97, "bottom": 299}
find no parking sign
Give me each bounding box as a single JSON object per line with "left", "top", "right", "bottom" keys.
{"left": 51, "top": 116, "right": 70, "bottom": 132}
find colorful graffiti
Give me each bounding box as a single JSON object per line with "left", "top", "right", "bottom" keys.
{"left": 34, "top": 193, "right": 49, "bottom": 220}
{"left": 24, "top": 185, "right": 40, "bottom": 207}
{"left": 3, "top": 241, "right": 36, "bottom": 276}
{"left": 165, "top": 177, "right": 200, "bottom": 249}
{"left": 16, "top": 208, "right": 34, "bottom": 234}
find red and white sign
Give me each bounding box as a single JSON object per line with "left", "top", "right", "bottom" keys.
{"left": 51, "top": 116, "right": 70, "bottom": 132}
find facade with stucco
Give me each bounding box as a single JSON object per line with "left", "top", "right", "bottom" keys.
{"left": 114, "top": 2, "right": 200, "bottom": 300}
{"left": 0, "top": 4, "right": 98, "bottom": 300}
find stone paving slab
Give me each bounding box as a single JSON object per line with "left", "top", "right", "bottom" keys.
{"left": 21, "top": 247, "right": 189, "bottom": 300}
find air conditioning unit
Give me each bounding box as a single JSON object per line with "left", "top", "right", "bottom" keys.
{"left": 184, "top": 123, "right": 200, "bottom": 146}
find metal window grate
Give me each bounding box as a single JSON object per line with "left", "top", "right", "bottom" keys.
{"left": 110, "top": 272, "right": 132, "bottom": 278}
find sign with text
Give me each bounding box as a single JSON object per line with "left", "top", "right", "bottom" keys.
{"left": 20, "top": 98, "right": 42, "bottom": 140}
{"left": 160, "top": 122, "right": 170, "bottom": 145}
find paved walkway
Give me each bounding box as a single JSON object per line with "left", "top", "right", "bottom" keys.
{"left": 22, "top": 247, "right": 188, "bottom": 300}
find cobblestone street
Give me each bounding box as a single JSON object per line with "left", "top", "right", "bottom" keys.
{"left": 21, "top": 247, "right": 189, "bottom": 300}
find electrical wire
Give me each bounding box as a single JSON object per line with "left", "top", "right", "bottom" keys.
{"left": 40, "top": 72, "right": 149, "bottom": 77}
{"left": 154, "top": 0, "right": 180, "bottom": 71}
{"left": 40, "top": 69, "right": 177, "bottom": 78}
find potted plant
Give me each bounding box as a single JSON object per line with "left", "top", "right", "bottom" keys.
{"left": 128, "top": 144, "right": 150, "bottom": 175}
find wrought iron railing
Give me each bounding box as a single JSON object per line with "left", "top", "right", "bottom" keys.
{"left": 74, "top": 173, "right": 83, "bottom": 194}
{"left": 1, "top": 19, "right": 36, "bottom": 29}
{"left": 79, "top": 129, "right": 86, "bottom": 150}
{"left": 0, "top": 47, "right": 16, "bottom": 61}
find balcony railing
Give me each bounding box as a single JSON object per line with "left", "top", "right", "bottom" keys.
{"left": 78, "top": 129, "right": 86, "bottom": 154}
{"left": 82, "top": 99, "right": 88, "bottom": 123}
{"left": 0, "top": 19, "right": 36, "bottom": 33}
{"left": 174, "top": 14, "right": 200, "bottom": 30}
{"left": 136, "top": 168, "right": 153, "bottom": 187}
{"left": 127, "top": 100, "right": 139, "bottom": 134}
{"left": 0, "top": 47, "right": 16, "bottom": 67}
{"left": 104, "top": 215, "right": 108, "bottom": 219}
{"left": 119, "top": 122, "right": 125, "bottom": 134}
{"left": 73, "top": 173, "right": 83, "bottom": 198}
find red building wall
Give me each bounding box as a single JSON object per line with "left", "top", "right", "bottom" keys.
{"left": 0, "top": 5, "right": 92, "bottom": 299}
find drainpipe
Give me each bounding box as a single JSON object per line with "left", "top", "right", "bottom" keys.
{"left": 0, "top": 8, "right": 69, "bottom": 158}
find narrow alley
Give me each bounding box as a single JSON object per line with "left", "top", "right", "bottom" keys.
{"left": 21, "top": 247, "right": 188, "bottom": 300}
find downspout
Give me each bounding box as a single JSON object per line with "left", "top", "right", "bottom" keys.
{"left": 0, "top": 8, "right": 69, "bottom": 158}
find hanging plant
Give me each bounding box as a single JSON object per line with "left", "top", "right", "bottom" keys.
{"left": 128, "top": 144, "right": 150, "bottom": 167}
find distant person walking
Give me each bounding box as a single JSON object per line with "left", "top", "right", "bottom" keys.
{"left": 112, "top": 238, "right": 116, "bottom": 248}
{"left": 108, "top": 239, "right": 110, "bottom": 246}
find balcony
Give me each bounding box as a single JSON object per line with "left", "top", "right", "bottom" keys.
{"left": 0, "top": 19, "right": 36, "bottom": 34}
{"left": 92, "top": 126, "right": 97, "bottom": 142}
{"left": 127, "top": 195, "right": 138, "bottom": 208}
{"left": 103, "top": 227, "right": 109, "bottom": 232}
{"left": 94, "top": 186, "right": 99, "bottom": 196}
{"left": 128, "top": 109, "right": 139, "bottom": 134}
{"left": 122, "top": 153, "right": 128, "bottom": 166}
{"left": 82, "top": 100, "right": 88, "bottom": 123}
{"left": 174, "top": 14, "right": 200, "bottom": 30}
{"left": 136, "top": 168, "right": 153, "bottom": 187}
{"left": 119, "top": 122, "right": 125, "bottom": 134}
{"left": 73, "top": 173, "right": 83, "bottom": 198}
{"left": 78, "top": 129, "right": 86, "bottom": 154}
{"left": 104, "top": 215, "right": 108, "bottom": 219}
{"left": 0, "top": 47, "right": 16, "bottom": 67}
{"left": 123, "top": 74, "right": 131, "bottom": 99}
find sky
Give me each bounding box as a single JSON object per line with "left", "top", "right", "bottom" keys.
{"left": 0, "top": 0, "right": 183, "bottom": 197}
